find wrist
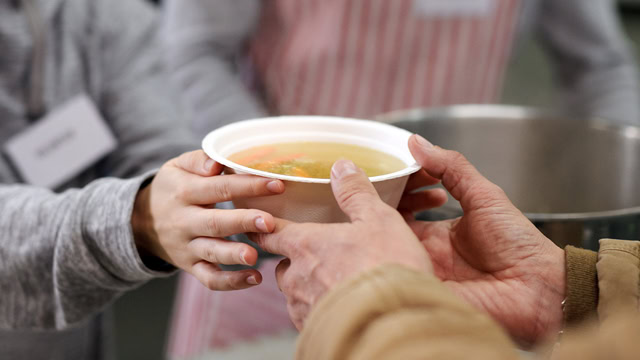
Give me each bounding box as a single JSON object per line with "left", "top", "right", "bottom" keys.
{"left": 543, "top": 241, "right": 567, "bottom": 336}
{"left": 132, "top": 181, "right": 160, "bottom": 261}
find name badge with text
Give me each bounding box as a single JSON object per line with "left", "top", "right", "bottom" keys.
{"left": 4, "top": 95, "right": 117, "bottom": 189}
{"left": 413, "top": 0, "right": 496, "bottom": 18}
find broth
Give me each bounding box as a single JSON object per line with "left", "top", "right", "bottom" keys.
{"left": 228, "top": 142, "right": 406, "bottom": 179}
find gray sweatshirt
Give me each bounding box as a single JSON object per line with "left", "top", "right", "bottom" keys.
{"left": 163, "top": 0, "right": 640, "bottom": 133}
{"left": 0, "top": 0, "right": 195, "bottom": 358}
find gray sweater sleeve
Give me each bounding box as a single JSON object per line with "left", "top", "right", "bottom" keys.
{"left": 0, "top": 0, "right": 195, "bottom": 331}
{"left": 537, "top": 0, "right": 640, "bottom": 125}
{"left": 0, "top": 174, "right": 169, "bottom": 330}
{"left": 162, "top": 0, "right": 267, "bottom": 135}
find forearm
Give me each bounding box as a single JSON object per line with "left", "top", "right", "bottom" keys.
{"left": 167, "top": 54, "right": 267, "bottom": 133}
{"left": 163, "top": 0, "right": 266, "bottom": 134}
{"left": 555, "top": 64, "right": 639, "bottom": 125}
{"left": 96, "top": 0, "right": 196, "bottom": 179}
{"left": 0, "top": 174, "right": 172, "bottom": 330}
{"left": 297, "top": 265, "right": 519, "bottom": 360}
{"left": 538, "top": 0, "right": 640, "bottom": 124}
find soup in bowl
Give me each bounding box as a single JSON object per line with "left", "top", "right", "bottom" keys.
{"left": 228, "top": 142, "right": 407, "bottom": 179}
{"left": 202, "top": 116, "right": 421, "bottom": 223}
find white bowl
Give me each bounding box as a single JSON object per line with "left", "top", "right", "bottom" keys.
{"left": 202, "top": 116, "right": 421, "bottom": 223}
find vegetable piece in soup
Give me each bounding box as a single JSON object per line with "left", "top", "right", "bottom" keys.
{"left": 228, "top": 142, "right": 406, "bottom": 179}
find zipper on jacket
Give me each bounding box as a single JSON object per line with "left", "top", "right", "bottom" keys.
{"left": 20, "top": 0, "right": 47, "bottom": 121}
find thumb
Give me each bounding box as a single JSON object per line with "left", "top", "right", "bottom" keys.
{"left": 172, "top": 150, "right": 223, "bottom": 176}
{"left": 408, "top": 134, "right": 511, "bottom": 211}
{"left": 330, "top": 160, "right": 382, "bottom": 222}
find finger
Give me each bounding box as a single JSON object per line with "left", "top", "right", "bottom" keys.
{"left": 188, "top": 237, "right": 259, "bottom": 266}
{"left": 275, "top": 258, "right": 291, "bottom": 292}
{"left": 250, "top": 218, "right": 297, "bottom": 258}
{"left": 330, "top": 159, "right": 383, "bottom": 222}
{"left": 191, "top": 208, "right": 276, "bottom": 238}
{"left": 173, "top": 150, "right": 224, "bottom": 177}
{"left": 408, "top": 134, "right": 510, "bottom": 211}
{"left": 181, "top": 174, "right": 285, "bottom": 205}
{"left": 397, "top": 188, "right": 448, "bottom": 213}
{"left": 288, "top": 302, "right": 309, "bottom": 331}
{"left": 191, "top": 261, "right": 262, "bottom": 291}
{"left": 405, "top": 169, "right": 441, "bottom": 192}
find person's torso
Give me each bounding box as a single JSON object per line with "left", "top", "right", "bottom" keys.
{"left": 0, "top": 315, "right": 111, "bottom": 360}
{"left": 249, "top": 0, "right": 528, "bottom": 118}
{"left": 0, "top": 1, "right": 126, "bottom": 359}
{"left": 0, "top": 0, "right": 110, "bottom": 188}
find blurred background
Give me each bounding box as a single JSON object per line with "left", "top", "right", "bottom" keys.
{"left": 111, "top": 1, "right": 640, "bottom": 359}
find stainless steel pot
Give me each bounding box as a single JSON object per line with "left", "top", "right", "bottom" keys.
{"left": 379, "top": 105, "right": 640, "bottom": 250}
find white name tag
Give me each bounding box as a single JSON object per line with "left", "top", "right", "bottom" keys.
{"left": 4, "top": 95, "right": 117, "bottom": 189}
{"left": 413, "top": 0, "right": 496, "bottom": 17}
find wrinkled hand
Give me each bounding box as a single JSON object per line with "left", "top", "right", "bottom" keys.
{"left": 403, "top": 135, "right": 565, "bottom": 346}
{"left": 132, "top": 150, "right": 285, "bottom": 290}
{"left": 253, "top": 160, "right": 438, "bottom": 329}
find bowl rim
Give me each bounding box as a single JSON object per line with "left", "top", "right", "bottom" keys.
{"left": 202, "top": 116, "right": 422, "bottom": 184}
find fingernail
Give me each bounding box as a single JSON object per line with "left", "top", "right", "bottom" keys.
{"left": 255, "top": 217, "right": 269, "bottom": 232}
{"left": 204, "top": 159, "right": 216, "bottom": 172}
{"left": 414, "top": 134, "right": 433, "bottom": 148}
{"left": 266, "top": 180, "right": 283, "bottom": 193}
{"left": 246, "top": 276, "right": 259, "bottom": 285}
{"left": 331, "top": 159, "right": 358, "bottom": 179}
{"left": 240, "top": 251, "right": 250, "bottom": 265}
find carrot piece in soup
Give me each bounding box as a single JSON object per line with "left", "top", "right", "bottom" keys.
{"left": 236, "top": 146, "right": 276, "bottom": 164}
{"left": 253, "top": 161, "right": 277, "bottom": 171}
{"left": 291, "top": 167, "right": 310, "bottom": 178}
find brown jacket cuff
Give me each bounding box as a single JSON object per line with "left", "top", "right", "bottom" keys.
{"left": 564, "top": 246, "right": 598, "bottom": 326}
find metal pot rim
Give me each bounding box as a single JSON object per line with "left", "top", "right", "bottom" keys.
{"left": 379, "top": 104, "right": 640, "bottom": 141}
{"left": 382, "top": 104, "right": 640, "bottom": 222}
{"left": 524, "top": 207, "right": 640, "bottom": 221}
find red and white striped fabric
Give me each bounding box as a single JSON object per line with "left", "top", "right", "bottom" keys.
{"left": 168, "top": 259, "right": 293, "bottom": 358}
{"left": 168, "top": 1, "right": 520, "bottom": 358}
{"left": 250, "top": 0, "right": 521, "bottom": 118}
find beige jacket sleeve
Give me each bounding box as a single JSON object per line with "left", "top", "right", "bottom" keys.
{"left": 298, "top": 239, "right": 640, "bottom": 360}
{"left": 297, "top": 265, "right": 519, "bottom": 360}
{"left": 564, "top": 239, "right": 640, "bottom": 327}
